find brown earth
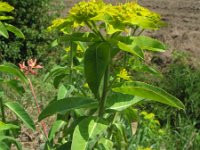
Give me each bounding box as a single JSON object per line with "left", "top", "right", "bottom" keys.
{"left": 139, "top": 0, "right": 200, "bottom": 61}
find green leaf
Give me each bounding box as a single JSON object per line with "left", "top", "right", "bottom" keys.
{"left": 48, "top": 120, "right": 66, "bottom": 141}
{"left": 0, "top": 2, "right": 14, "bottom": 12}
{"left": 0, "top": 121, "right": 19, "bottom": 131}
{"left": 71, "top": 117, "right": 108, "bottom": 150}
{"left": 132, "top": 36, "right": 166, "bottom": 52}
{"left": 97, "top": 138, "right": 113, "bottom": 150}
{"left": 0, "top": 136, "right": 22, "bottom": 150}
{"left": 0, "top": 141, "right": 9, "bottom": 150}
{"left": 43, "top": 66, "right": 68, "bottom": 82}
{"left": 123, "top": 108, "right": 138, "bottom": 123}
{"left": 39, "top": 97, "right": 98, "bottom": 121}
{"left": 4, "top": 23, "right": 25, "bottom": 39}
{"left": 118, "top": 41, "right": 144, "bottom": 59}
{"left": 106, "top": 23, "right": 122, "bottom": 35}
{"left": 84, "top": 42, "right": 111, "bottom": 97}
{"left": 4, "top": 102, "right": 35, "bottom": 130}
{"left": 5, "top": 79, "right": 25, "bottom": 95}
{"left": 106, "top": 93, "right": 144, "bottom": 111}
{"left": 0, "top": 16, "right": 13, "bottom": 20}
{"left": 57, "top": 84, "right": 68, "bottom": 100}
{"left": 113, "top": 81, "right": 185, "bottom": 109}
{"left": 0, "top": 63, "right": 27, "bottom": 83}
{"left": 0, "top": 21, "right": 8, "bottom": 38}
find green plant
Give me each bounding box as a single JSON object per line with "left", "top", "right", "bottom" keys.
{"left": 38, "top": 1, "right": 184, "bottom": 149}
{"left": 0, "top": 63, "right": 36, "bottom": 150}
{"left": 0, "top": 0, "right": 64, "bottom": 64}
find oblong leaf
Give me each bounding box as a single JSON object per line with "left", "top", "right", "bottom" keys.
{"left": 0, "top": 136, "right": 22, "bottom": 150}
{"left": 71, "top": 116, "right": 108, "bottom": 150}
{"left": 106, "top": 93, "right": 144, "bottom": 111}
{"left": 0, "top": 63, "right": 27, "bottom": 83}
{"left": 0, "top": 16, "right": 13, "bottom": 20}
{"left": 4, "top": 23, "right": 25, "bottom": 39}
{"left": 132, "top": 36, "right": 166, "bottom": 52}
{"left": 84, "top": 42, "right": 111, "bottom": 97}
{"left": 113, "top": 81, "right": 184, "bottom": 109}
{"left": 43, "top": 66, "right": 68, "bottom": 82}
{"left": 118, "top": 41, "right": 144, "bottom": 59}
{"left": 48, "top": 120, "right": 66, "bottom": 141}
{"left": 0, "top": 121, "right": 19, "bottom": 131}
{"left": 0, "top": 2, "right": 14, "bottom": 12}
{"left": 4, "top": 102, "right": 35, "bottom": 130}
{"left": 0, "top": 21, "right": 8, "bottom": 38}
{"left": 38, "top": 97, "right": 98, "bottom": 121}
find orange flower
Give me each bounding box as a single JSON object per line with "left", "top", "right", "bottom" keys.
{"left": 19, "top": 58, "right": 43, "bottom": 75}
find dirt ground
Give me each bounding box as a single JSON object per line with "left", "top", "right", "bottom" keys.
{"left": 139, "top": 0, "right": 200, "bottom": 60}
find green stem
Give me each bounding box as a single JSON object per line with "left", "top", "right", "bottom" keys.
{"left": 0, "top": 97, "right": 5, "bottom": 123}
{"left": 85, "top": 21, "right": 105, "bottom": 41}
{"left": 91, "top": 21, "right": 105, "bottom": 41}
{"left": 137, "top": 29, "right": 144, "bottom": 36}
{"left": 98, "top": 65, "right": 110, "bottom": 117}
{"left": 69, "top": 41, "right": 73, "bottom": 84}
{"left": 132, "top": 26, "right": 139, "bottom": 36}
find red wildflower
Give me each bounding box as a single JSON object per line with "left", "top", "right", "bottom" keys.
{"left": 19, "top": 58, "right": 43, "bottom": 75}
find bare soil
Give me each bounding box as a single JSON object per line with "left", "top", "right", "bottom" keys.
{"left": 139, "top": 0, "right": 200, "bottom": 59}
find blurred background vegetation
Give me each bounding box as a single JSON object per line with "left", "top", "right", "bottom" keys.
{"left": 0, "top": 0, "right": 65, "bottom": 67}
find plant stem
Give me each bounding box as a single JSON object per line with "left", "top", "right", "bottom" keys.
{"left": 0, "top": 97, "right": 5, "bottom": 123}
{"left": 69, "top": 41, "right": 74, "bottom": 84}
{"left": 28, "top": 78, "right": 48, "bottom": 139}
{"left": 85, "top": 21, "right": 105, "bottom": 41}
{"left": 98, "top": 65, "right": 110, "bottom": 117}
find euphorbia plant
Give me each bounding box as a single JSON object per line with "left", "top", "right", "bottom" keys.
{"left": 39, "top": 1, "right": 184, "bottom": 149}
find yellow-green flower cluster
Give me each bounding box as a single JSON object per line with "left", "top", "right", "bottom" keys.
{"left": 110, "top": 2, "right": 162, "bottom": 29}
{"left": 137, "top": 147, "right": 152, "bottom": 150}
{"left": 69, "top": 0, "right": 105, "bottom": 23}
{"left": 141, "top": 111, "right": 160, "bottom": 125}
{"left": 117, "top": 68, "right": 131, "bottom": 81}
{"left": 48, "top": 18, "right": 66, "bottom": 31}
{"left": 48, "top": 1, "right": 164, "bottom": 32}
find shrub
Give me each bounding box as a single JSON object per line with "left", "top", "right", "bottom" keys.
{"left": 0, "top": 0, "right": 63, "bottom": 64}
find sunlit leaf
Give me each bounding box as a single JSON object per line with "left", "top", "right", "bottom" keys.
{"left": 118, "top": 41, "right": 144, "bottom": 59}
{"left": 0, "top": 16, "right": 13, "bottom": 20}
{"left": 0, "top": 21, "right": 8, "bottom": 38}
{"left": 113, "top": 81, "right": 185, "bottom": 109}
{"left": 0, "top": 121, "right": 19, "bottom": 131}
{"left": 39, "top": 97, "right": 98, "bottom": 121}
{"left": 0, "top": 63, "right": 27, "bottom": 83}
{"left": 4, "top": 23, "right": 25, "bottom": 39}
{"left": 71, "top": 116, "right": 108, "bottom": 150}
{"left": 106, "top": 93, "right": 144, "bottom": 111}
{"left": 4, "top": 102, "right": 35, "bottom": 130}
{"left": 48, "top": 120, "right": 66, "bottom": 141}
{"left": 84, "top": 42, "right": 111, "bottom": 97}
{"left": 132, "top": 36, "right": 166, "bottom": 52}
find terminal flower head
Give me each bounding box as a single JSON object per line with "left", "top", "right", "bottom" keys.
{"left": 19, "top": 58, "right": 43, "bottom": 75}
